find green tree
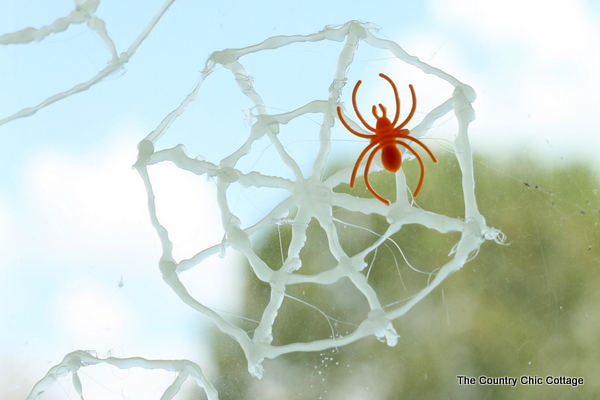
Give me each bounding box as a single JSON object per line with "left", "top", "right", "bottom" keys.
{"left": 207, "top": 152, "right": 600, "bottom": 399}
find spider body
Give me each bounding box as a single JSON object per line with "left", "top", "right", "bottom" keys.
{"left": 382, "top": 144, "right": 401, "bottom": 172}
{"left": 337, "top": 73, "right": 437, "bottom": 205}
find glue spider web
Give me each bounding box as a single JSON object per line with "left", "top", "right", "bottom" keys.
{"left": 134, "top": 20, "right": 504, "bottom": 379}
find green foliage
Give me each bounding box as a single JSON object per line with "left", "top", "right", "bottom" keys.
{"left": 209, "top": 152, "right": 600, "bottom": 399}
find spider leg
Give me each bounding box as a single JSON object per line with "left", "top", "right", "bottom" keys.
{"left": 352, "top": 79, "right": 377, "bottom": 133}
{"left": 393, "top": 140, "right": 427, "bottom": 197}
{"left": 373, "top": 136, "right": 435, "bottom": 198}
{"left": 350, "top": 140, "right": 379, "bottom": 187}
{"left": 379, "top": 73, "right": 400, "bottom": 127}
{"left": 364, "top": 144, "right": 391, "bottom": 204}
{"left": 397, "top": 84, "right": 416, "bottom": 129}
{"left": 392, "top": 132, "right": 437, "bottom": 163}
{"left": 337, "top": 107, "right": 373, "bottom": 139}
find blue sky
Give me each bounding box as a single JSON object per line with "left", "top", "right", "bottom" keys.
{"left": 1, "top": 0, "right": 599, "bottom": 398}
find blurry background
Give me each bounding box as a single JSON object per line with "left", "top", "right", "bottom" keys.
{"left": 1, "top": 0, "right": 599, "bottom": 398}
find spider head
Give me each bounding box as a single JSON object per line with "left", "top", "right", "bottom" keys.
{"left": 373, "top": 104, "right": 393, "bottom": 131}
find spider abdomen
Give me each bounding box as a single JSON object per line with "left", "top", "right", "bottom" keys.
{"left": 382, "top": 144, "right": 402, "bottom": 172}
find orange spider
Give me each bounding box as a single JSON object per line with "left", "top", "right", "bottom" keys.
{"left": 336, "top": 73, "right": 437, "bottom": 205}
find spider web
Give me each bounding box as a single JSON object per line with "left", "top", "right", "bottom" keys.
{"left": 134, "top": 20, "right": 504, "bottom": 379}
{"left": 26, "top": 351, "right": 218, "bottom": 400}
{"left": 8, "top": 1, "right": 219, "bottom": 399}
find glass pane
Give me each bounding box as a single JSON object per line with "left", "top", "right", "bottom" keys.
{"left": 2, "top": 1, "right": 598, "bottom": 398}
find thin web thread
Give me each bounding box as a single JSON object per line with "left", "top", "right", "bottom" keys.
{"left": 134, "top": 20, "right": 504, "bottom": 378}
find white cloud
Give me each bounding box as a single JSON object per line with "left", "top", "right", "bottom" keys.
{"left": 422, "top": 0, "right": 600, "bottom": 163}
{"left": 15, "top": 125, "right": 243, "bottom": 354}
{"left": 149, "top": 161, "right": 224, "bottom": 263}
{"left": 55, "top": 278, "right": 134, "bottom": 345}
{"left": 431, "top": 0, "right": 596, "bottom": 56}
{"left": 0, "top": 196, "right": 14, "bottom": 277}
{"left": 24, "top": 134, "right": 152, "bottom": 260}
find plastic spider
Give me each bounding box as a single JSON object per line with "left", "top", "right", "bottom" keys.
{"left": 337, "top": 73, "right": 438, "bottom": 205}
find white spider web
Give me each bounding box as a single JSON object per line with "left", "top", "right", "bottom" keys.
{"left": 133, "top": 20, "right": 505, "bottom": 379}
{"left": 7, "top": 1, "right": 219, "bottom": 399}
{"left": 26, "top": 351, "right": 218, "bottom": 400}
